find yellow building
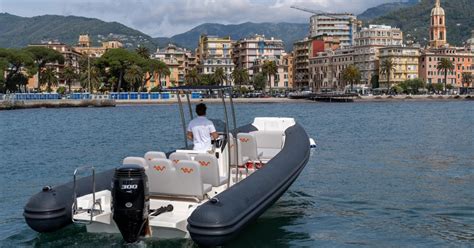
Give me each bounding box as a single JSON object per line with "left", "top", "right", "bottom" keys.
{"left": 74, "top": 34, "right": 123, "bottom": 57}
{"left": 196, "top": 35, "right": 234, "bottom": 84}
{"left": 379, "top": 46, "right": 420, "bottom": 86}
{"left": 149, "top": 44, "right": 196, "bottom": 89}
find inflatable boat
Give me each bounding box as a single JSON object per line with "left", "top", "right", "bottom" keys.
{"left": 24, "top": 86, "right": 312, "bottom": 246}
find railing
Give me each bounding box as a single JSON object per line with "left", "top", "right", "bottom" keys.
{"left": 71, "top": 166, "right": 102, "bottom": 225}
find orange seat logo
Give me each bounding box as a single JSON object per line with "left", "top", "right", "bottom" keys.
{"left": 198, "top": 161, "right": 210, "bottom": 167}
{"left": 172, "top": 159, "right": 180, "bottom": 164}
{"left": 153, "top": 165, "right": 165, "bottom": 172}
{"left": 239, "top": 138, "right": 250, "bottom": 142}
{"left": 180, "top": 167, "right": 194, "bottom": 174}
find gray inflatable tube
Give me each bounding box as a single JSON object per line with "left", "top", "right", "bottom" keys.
{"left": 188, "top": 123, "right": 310, "bottom": 246}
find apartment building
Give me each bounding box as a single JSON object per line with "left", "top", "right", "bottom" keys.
{"left": 196, "top": 35, "right": 234, "bottom": 85}
{"left": 309, "top": 48, "right": 355, "bottom": 92}
{"left": 378, "top": 47, "right": 420, "bottom": 87}
{"left": 310, "top": 13, "right": 359, "bottom": 48}
{"left": 354, "top": 25, "right": 403, "bottom": 85}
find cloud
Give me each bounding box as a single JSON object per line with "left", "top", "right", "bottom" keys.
{"left": 1, "top": 0, "right": 393, "bottom": 37}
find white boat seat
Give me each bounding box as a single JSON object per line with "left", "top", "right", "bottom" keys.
{"left": 251, "top": 130, "right": 285, "bottom": 160}
{"left": 144, "top": 151, "right": 167, "bottom": 161}
{"left": 237, "top": 133, "right": 262, "bottom": 166}
{"left": 169, "top": 152, "right": 192, "bottom": 165}
{"left": 123, "top": 157, "right": 148, "bottom": 169}
{"left": 147, "top": 158, "right": 175, "bottom": 195}
{"left": 175, "top": 160, "right": 211, "bottom": 200}
{"left": 194, "top": 153, "right": 227, "bottom": 187}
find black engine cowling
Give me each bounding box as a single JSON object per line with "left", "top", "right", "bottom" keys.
{"left": 112, "top": 164, "right": 149, "bottom": 243}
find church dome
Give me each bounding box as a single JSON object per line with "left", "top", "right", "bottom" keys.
{"left": 431, "top": 0, "right": 445, "bottom": 16}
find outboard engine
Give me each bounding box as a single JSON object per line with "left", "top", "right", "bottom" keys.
{"left": 112, "top": 165, "right": 149, "bottom": 243}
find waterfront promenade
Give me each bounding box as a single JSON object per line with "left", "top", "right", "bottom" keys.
{"left": 1, "top": 94, "right": 472, "bottom": 110}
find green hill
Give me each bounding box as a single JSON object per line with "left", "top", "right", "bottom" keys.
{"left": 153, "top": 22, "right": 309, "bottom": 52}
{"left": 0, "top": 13, "right": 156, "bottom": 49}
{"left": 358, "top": 1, "right": 420, "bottom": 21}
{"left": 366, "top": 0, "right": 473, "bottom": 46}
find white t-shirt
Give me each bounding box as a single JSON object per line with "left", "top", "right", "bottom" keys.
{"left": 187, "top": 116, "right": 216, "bottom": 151}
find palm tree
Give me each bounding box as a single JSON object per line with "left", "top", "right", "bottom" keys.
{"left": 185, "top": 68, "right": 200, "bottom": 86}
{"left": 155, "top": 63, "right": 170, "bottom": 89}
{"left": 262, "top": 61, "right": 278, "bottom": 92}
{"left": 124, "top": 65, "right": 144, "bottom": 91}
{"left": 231, "top": 68, "right": 249, "bottom": 89}
{"left": 135, "top": 46, "right": 150, "bottom": 59}
{"left": 462, "top": 72, "right": 472, "bottom": 88}
{"left": 213, "top": 68, "right": 226, "bottom": 86}
{"left": 62, "top": 66, "right": 78, "bottom": 93}
{"left": 40, "top": 67, "right": 58, "bottom": 92}
{"left": 80, "top": 66, "right": 102, "bottom": 93}
{"left": 342, "top": 65, "right": 361, "bottom": 93}
{"left": 437, "top": 58, "right": 455, "bottom": 94}
{"left": 380, "top": 59, "right": 396, "bottom": 94}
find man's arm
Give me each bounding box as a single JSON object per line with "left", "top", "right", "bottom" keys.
{"left": 187, "top": 131, "right": 193, "bottom": 140}
{"left": 211, "top": 132, "right": 219, "bottom": 140}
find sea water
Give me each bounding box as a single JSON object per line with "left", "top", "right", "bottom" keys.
{"left": 0, "top": 101, "right": 473, "bottom": 247}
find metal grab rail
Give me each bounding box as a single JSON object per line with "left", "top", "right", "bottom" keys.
{"left": 71, "top": 166, "right": 102, "bottom": 224}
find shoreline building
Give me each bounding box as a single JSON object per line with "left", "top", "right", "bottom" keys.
{"left": 309, "top": 48, "right": 355, "bottom": 92}
{"left": 27, "top": 41, "right": 82, "bottom": 91}
{"left": 379, "top": 46, "right": 420, "bottom": 87}
{"left": 310, "top": 13, "right": 359, "bottom": 48}
{"left": 74, "top": 34, "right": 123, "bottom": 58}
{"left": 293, "top": 38, "right": 311, "bottom": 90}
{"left": 151, "top": 44, "right": 195, "bottom": 88}
{"left": 232, "top": 34, "right": 285, "bottom": 81}
{"left": 354, "top": 25, "right": 403, "bottom": 85}
{"left": 419, "top": 0, "right": 473, "bottom": 88}
{"left": 196, "top": 35, "right": 234, "bottom": 85}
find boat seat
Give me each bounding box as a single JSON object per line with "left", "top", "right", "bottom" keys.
{"left": 194, "top": 153, "right": 227, "bottom": 187}
{"left": 175, "top": 160, "right": 211, "bottom": 200}
{"left": 144, "top": 151, "right": 167, "bottom": 162}
{"left": 147, "top": 159, "right": 211, "bottom": 200}
{"left": 123, "top": 157, "right": 148, "bottom": 169}
{"left": 169, "top": 152, "right": 192, "bottom": 165}
{"left": 237, "top": 133, "right": 263, "bottom": 166}
{"left": 251, "top": 130, "right": 285, "bottom": 160}
{"left": 146, "top": 158, "right": 175, "bottom": 195}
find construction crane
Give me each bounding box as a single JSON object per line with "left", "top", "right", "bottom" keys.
{"left": 290, "top": 5, "right": 360, "bottom": 46}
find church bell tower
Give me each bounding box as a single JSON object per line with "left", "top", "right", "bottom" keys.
{"left": 429, "top": 0, "right": 447, "bottom": 47}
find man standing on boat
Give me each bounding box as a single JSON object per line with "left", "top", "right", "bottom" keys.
{"left": 187, "top": 103, "right": 219, "bottom": 152}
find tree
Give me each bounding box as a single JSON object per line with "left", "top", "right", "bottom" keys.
{"left": 80, "top": 65, "right": 102, "bottom": 93}
{"left": 200, "top": 74, "right": 216, "bottom": 86}
{"left": 135, "top": 46, "right": 150, "bottom": 59}
{"left": 62, "top": 66, "right": 78, "bottom": 93}
{"left": 437, "top": 58, "right": 454, "bottom": 94}
{"left": 99, "top": 48, "right": 144, "bottom": 92}
{"left": 231, "top": 68, "right": 249, "bottom": 89}
{"left": 342, "top": 65, "right": 361, "bottom": 92}
{"left": 140, "top": 59, "right": 168, "bottom": 91}
{"left": 40, "top": 67, "right": 58, "bottom": 92}
{"left": 370, "top": 74, "right": 379, "bottom": 89}
{"left": 252, "top": 72, "right": 266, "bottom": 91}
{"left": 24, "top": 46, "right": 64, "bottom": 91}
{"left": 124, "top": 65, "right": 144, "bottom": 91}
{"left": 152, "top": 60, "right": 170, "bottom": 89}
{"left": 262, "top": 60, "right": 278, "bottom": 92}
{"left": 0, "top": 48, "right": 36, "bottom": 93}
{"left": 185, "top": 68, "right": 200, "bottom": 86}
{"left": 462, "top": 72, "right": 472, "bottom": 88}
{"left": 380, "top": 59, "right": 396, "bottom": 93}
{"left": 213, "top": 68, "right": 226, "bottom": 86}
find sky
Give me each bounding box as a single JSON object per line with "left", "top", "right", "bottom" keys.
{"left": 0, "top": 0, "right": 395, "bottom": 37}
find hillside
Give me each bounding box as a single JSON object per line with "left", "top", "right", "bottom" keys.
{"left": 0, "top": 13, "right": 156, "bottom": 49}
{"left": 153, "top": 22, "right": 309, "bottom": 52}
{"left": 358, "top": 0, "right": 420, "bottom": 20}
{"left": 367, "top": 0, "right": 474, "bottom": 46}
